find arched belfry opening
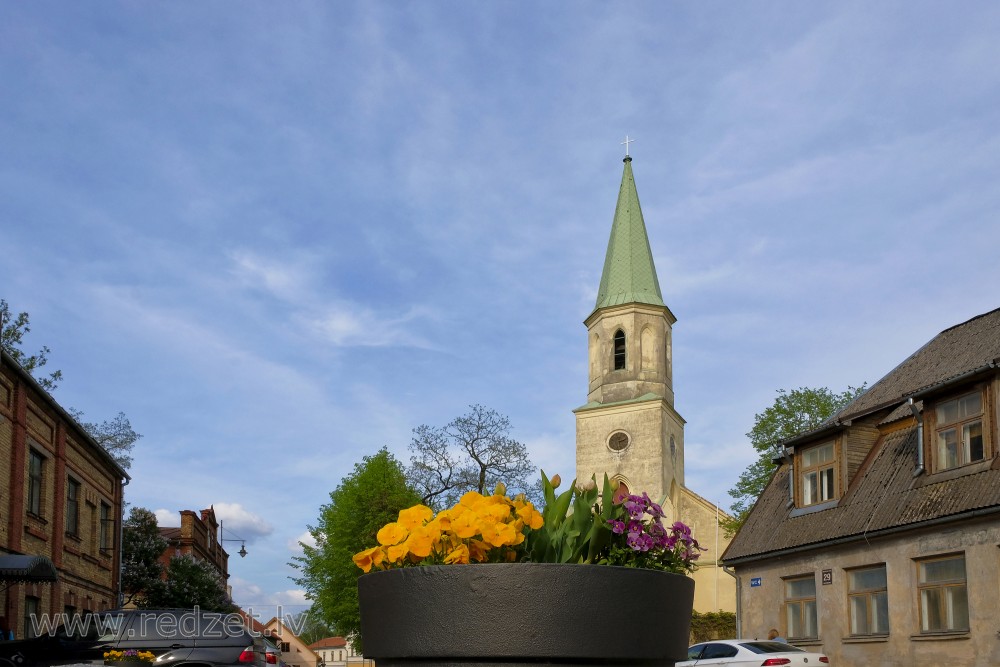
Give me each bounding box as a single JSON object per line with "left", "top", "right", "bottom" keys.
{"left": 613, "top": 329, "right": 626, "bottom": 370}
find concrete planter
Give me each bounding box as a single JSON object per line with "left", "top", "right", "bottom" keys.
{"left": 358, "top": 563, "right": 694, "bottom": 666}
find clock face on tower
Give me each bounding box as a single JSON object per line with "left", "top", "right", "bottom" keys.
{"left": 608, "top": 432, "right": 630, "bottom": 452}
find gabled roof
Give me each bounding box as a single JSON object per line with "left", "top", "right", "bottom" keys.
{"left": 590, "top": 157, "right": 665, "bottom": 317}
{"left": 309, "top": 636, "right": 347, "bottom": 649}
{"left": 724, "top": 306, "right": 1000, "bottom": 564}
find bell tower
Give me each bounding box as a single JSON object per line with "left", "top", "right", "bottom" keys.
{"left": 574, "top": 156, "right": 685, "bottom": 511}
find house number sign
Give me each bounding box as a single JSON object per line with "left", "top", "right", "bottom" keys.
{"left": 822, "top": 569, "right": 833, "bottom": 585}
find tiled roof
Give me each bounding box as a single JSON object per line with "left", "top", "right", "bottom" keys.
{"left": 837, "top": 307, "right": 1000, "bottom": 421}
{"left": 309, "top": 636, "right": 347, "bottom": 649}
{"left": 724, "top": 306, "right": 1000, "bottom": 563}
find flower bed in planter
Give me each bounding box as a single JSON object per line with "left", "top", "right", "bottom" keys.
{"left": 359, "top": 562, "right": 694, "bottom": 667}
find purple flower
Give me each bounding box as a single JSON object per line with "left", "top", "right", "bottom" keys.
{"left": 671, "top": 521, "right": 692, "bottom": 536}
{"left": 608, "top": 519, "right": 626, "bottom": 534}
{"left": 624, "top": 500, "right": 644, "bottom": 519}
{"left": 626, "top": 520, "right": 644, "bottom": 534}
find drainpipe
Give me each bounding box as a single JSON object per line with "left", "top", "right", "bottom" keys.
{"left": 118, "top": 477, "right": 130, "bottom": 607}
{"left": 722, "top": 565, "right": 740, "bottom": 637}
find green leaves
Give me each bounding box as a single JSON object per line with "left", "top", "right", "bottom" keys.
{"left": 527, "top": 471, "right": 611, "bottom": 565}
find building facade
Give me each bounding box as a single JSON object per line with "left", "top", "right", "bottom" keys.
{"left": 723, "top": 307, "right": 1000, "bottom": 665}
{"left": 309, "top": 636, "right": 368, "bottom": 666}
{"left": 574, "top": 156, "right": 735, "bottom": 614}
{"left": 0, "top": 349, "right": 128, "bottom": 638}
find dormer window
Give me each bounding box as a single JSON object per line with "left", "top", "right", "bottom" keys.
{"left": 934, "top": 391, "right": 984, "bottom": 471}
{"left": 799, "top": 441, "right": 837, "bottom": 506}
{"left": 613, "top": 330, "right": 626, "bottom": 370}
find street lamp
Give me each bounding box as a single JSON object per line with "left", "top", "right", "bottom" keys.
{"left": 220, "top": 521, "right": 248, "bottom": 558}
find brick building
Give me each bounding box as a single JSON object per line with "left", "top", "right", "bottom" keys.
{"left": 0, "top": 348, "right": 129, "bottom": 638}
{"left": 157, "top": 506, "right": 230, "bottom": 584}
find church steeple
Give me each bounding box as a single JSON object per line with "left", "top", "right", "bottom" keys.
{"left": 591, "top": 157, "right": 664, "bottom": 318}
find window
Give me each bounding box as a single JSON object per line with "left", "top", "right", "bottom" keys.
{"left": 24, "top": 596, "right": 40, "bottom": 638}
{"left": 28, "top": 449, "right": 44, "bottom": 516}
{"left": 100, "top": 503, "right": 113, "bottom": 552}
{"left": 281, "top": 642, "right": 290, "bottom": 653}
{"left": 784, "top": 575, "right": 818, "bottom": 639}
{"left": 848, "top": 565, "right": 889, "bottom": 636}
{"left": 917, "top": 554, "right": 968, "bottom": 633}
{"left": 935, "top": 391, "right": 985, "bottom": 471}
{"left": 700, "top": 643, "right": 738, "bottom": 659}
{"left": 66, "top": 478, "right": 80, "bottom": 536}
{"left": 613, "top": 329, "right": 626, "bottom": 370}
{"left": 800, "top": 441, "right": 836, "bottom": 506}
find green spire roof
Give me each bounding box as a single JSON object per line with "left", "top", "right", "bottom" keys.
{"left": 592, "top": 157, "right": 664, "bottom": 312}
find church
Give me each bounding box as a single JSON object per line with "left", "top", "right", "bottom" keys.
{"left": 574, "top": 153, "right": 736, "bottom": 614}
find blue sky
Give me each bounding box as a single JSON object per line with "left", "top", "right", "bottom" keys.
{"left": 4, "top": 2, "right": 1000, "bottom": 620}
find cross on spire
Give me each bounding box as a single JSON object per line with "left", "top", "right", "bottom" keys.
{"left": 621, "top": 135, "right": 635, "bottom": 157}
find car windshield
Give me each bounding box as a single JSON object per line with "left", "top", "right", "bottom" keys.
{"left": 740, "top": 641, "right": 804, "bottom": 654}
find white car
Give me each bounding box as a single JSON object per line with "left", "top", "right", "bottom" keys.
{"left": 678, "top": 639, "right": 830, "bottom": 666}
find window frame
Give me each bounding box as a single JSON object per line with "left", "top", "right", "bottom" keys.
{"left": 847, "top": 564, "right": 889, "bottom": 637}
{"left": 797, "top": 440, "right": 838, "bottom": 507}
{"left": 916, "top": 553, "right": 969, "bottom": 634}
{"left": 66, "top": 477, "right": 81, "bottom": 536}
{"left": 100, "top": 502, "right": 114, "bottom": 553}
{"left": 930, "top": 388, "right": 988, "bottom": 472}
{"left": 28, "top": 449, "right": 45, "bottom": 517}
{"left": 783, "top": 574, "right": 818, "bottom": 640}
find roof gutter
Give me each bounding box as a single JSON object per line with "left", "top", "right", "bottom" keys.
{"left": 907, "top": 360, "right": 998, "bottom": 401}
{"left": 723, "top": 504, "right": 1000, "bottom": 567}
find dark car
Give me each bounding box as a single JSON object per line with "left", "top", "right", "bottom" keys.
{"left": 0, "top": 608, "right": 266, "bottom": 667}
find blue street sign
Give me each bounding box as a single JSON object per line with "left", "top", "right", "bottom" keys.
{"left": 750, "top": 577, "right": 762, "bottom": 587}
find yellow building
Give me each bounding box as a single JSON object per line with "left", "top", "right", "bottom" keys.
{"left": 0, "top": 348, "right": 128, "bottom": 638}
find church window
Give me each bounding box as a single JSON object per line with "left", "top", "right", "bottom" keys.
{"left": 931, "top": 389, "right": 986, "bottom": 472}
{"left": 613, "top": 330, "right": 626, "bottom": 370}
{"left": 608, "top": 431, "right": 630, "bottom": 452}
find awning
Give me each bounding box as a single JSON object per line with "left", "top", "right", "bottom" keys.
{"left": 0, "top": 555, "right": 58, "bottom": 583}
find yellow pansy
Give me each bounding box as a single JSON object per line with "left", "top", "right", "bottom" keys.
{"left": 377, "top": 523, "right": 409, "bottom": 546}
{"left": 397, "top": 504, "right": 433, "bottom": 530}
{"left": 406, "top": 526, "right": 435, "bottom": 559}
{"left": 443, "top": 543, "right": 470, "bottom": 564}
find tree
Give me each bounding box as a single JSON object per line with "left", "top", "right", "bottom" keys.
{"left": 69, "top": 410, "right": 142, "bottom": 471}
{"left": 143, "top": 555, "right": 235, "bottom": 612}
{"left": 0, "top": 298, "right": 62, "bottom": 391}
{"left": 121, "top": 507, "right": 169, "bottom": 606}
{"left": 406, "top": 404, "right": 538, "bottom": 509}
{"left": 722, "top": 385, "right": 866, "bottom": 537}
{"left": 291, "top": 448, "right": 421, "bottom": 650}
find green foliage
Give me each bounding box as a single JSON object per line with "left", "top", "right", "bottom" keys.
{"left": 291, "top": 447, "right": 421, "bottom": 651}
{"left": 689, "top": 610, "right": 737, "bottom": 643}
{"left": 69, "top": 410, "right": 141, "bottom": 470}
{"left": 122, "top": 507, "right": 169, "bottom": 606}
{"left": 143, "top": 555, "right": 235, "bottom": 612}
{"left": 0, "top": 298, "right": 63, "bottom": 391}
{"left": 526, "top": 473, "right": 701, "bottom": 574}
{"left": 723, "top": 385, "right": 866, "bottom": 537}
{"left": 406, "top": 404, "right": 538, "bottom": 509}
{"left": 528, "top": 472, "right": 611, "bottom": 564}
